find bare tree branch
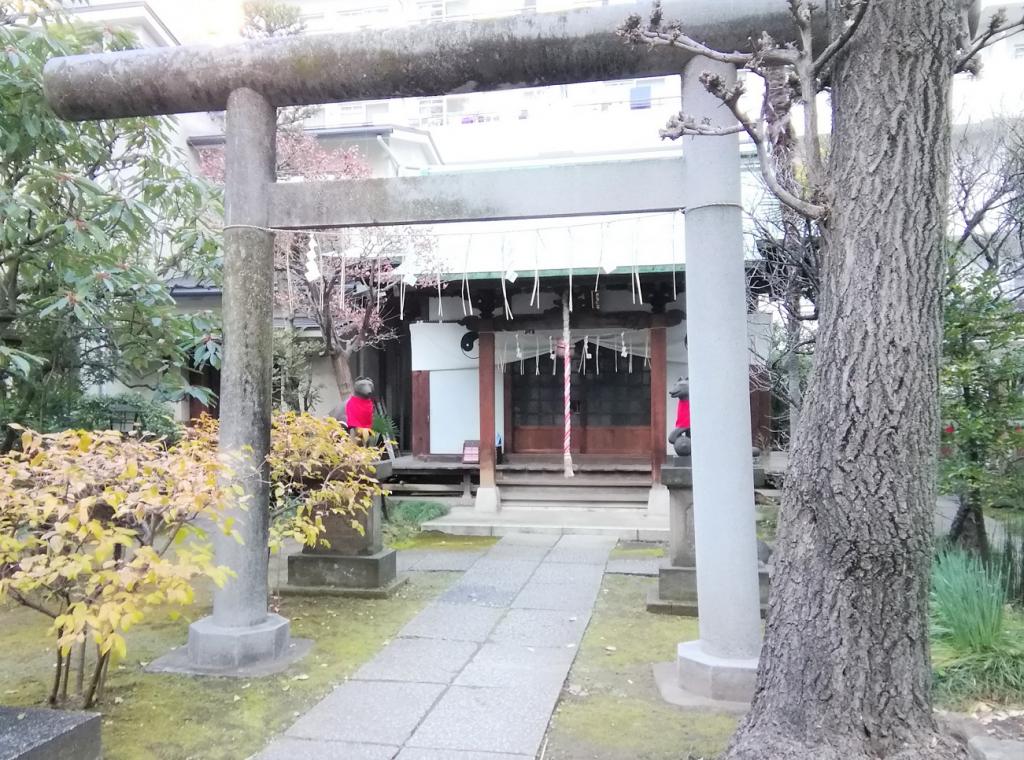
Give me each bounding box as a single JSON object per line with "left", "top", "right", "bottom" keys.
{"left": 703, "top": 73, "right": 827, "bottom": 219}
{"left": 956, "top": 8, "right": 1024, "bottom": 74}
{"left": 813, "top": 0, "right": 870, "bottom": 76}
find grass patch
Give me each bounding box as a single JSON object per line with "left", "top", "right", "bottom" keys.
{"left": 545, "top": 575, "right": 735, "bottom": 760}
{"left": 389, "top": 530, "right": 498, "bottom": 552}
{"left": 933, "top": 609, "right": 1024, "bottom": 708}
{"left": 383, "top": 499, "right": 449, "bottom": 546}
{"left": 0, "top": 572, "right": 457, "bottom": 760}
{"left": 755, "top": 504, "right": 779, "bottom": 543}
{"left": 609, "top": 543, "right": 666, "bottom": 560}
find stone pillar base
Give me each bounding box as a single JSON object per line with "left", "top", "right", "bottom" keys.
{"left": 646, "top": 484, "right": 670, "bottom": 516}
{"left": 474, "top": 485, "right": 500, "bottom": 513}
{"left": 147, "top": 613, "right": 311, "bottom": 677}
{"left": 677, "top": 640, "right": 759, "bottom": 703}
{"left": 647, "top": 566, "right": 770, "bottom": 617}
{"left": 281, "top": 549, "right": 406, "bottom": 598}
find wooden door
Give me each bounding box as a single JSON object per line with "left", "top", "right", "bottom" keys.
{"left": 509, "top": 342, "right": 650, "bottom": 456}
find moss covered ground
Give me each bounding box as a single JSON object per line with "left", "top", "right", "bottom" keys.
{"left": 0, "top": 572, "right": 457, "bottom": 760}
{"left": 544, "top": 574, "right": 737, "bottom": 760}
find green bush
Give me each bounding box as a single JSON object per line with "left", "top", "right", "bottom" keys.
{"left": 931, "top": 549, "right": 1006, "bottom": 652}
{"left": 383, "top": 500, "right": 449, "bottom": 546}
{"left": 994, "top": 519, "right": 1024, "bottom": 607}
{"left": 932, "top": 613, "right": 1024, "bottom": 705}
{"left": 61, "top": 393, "right": 180, "bottom": 443}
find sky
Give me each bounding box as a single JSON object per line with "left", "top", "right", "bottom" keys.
{"left": 147, "top": 0, "right": 244, "bottom": 44}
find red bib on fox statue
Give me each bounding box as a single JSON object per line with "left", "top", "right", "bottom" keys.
{"left": 343, "top": 377, "right": 375, "bottom": 445}
{"left": 668, "top": 378, "right": 692, "bottom": 457}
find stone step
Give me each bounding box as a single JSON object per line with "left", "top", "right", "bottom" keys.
{"left": 422, "top": 506, "right": 668, "bottom": 541}
{"left": 497, "top": 485, "right": 651, "bottom": 503}
{"left": 496, "top": 471, "right": 652, "bottom": 487}
{"left": 498, "top": 499, "right": 648, "bottom": 510}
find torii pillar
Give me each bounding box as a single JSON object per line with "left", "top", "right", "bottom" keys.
{"left": 158, "top": 89, "right": 307, "bottom": 675}
{"left": 675, "top": 56, "right": 762, "bottom": 701}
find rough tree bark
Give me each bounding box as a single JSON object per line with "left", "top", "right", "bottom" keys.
{"left": 330, "top": 349, "right": 355, "bottom": 402}
{"left": 726, "top": 2, "right": 966, "bottom": 759}
{"left": 949, "top": 490, "right": 989, "bottom": 558}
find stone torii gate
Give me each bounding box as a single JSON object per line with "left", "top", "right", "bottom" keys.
{"left": 44, "top": 0, "right": 796, "bottom": 699}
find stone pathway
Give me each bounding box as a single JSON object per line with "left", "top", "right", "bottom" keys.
{"left": 254, "top": 533, "right": 615, "bottom": 760}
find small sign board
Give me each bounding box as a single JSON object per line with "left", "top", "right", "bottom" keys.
{"left": 462, "top": 440, "right": 480, "bottom": 465}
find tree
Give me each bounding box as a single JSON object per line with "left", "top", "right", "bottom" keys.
{"left": 941, "top": 265, "right": 1024, "bottom": 557}
{"left": 199, "top": 0, "right": 438, "bottom": 404}
{"left": 0, "top": 7, "right": 223, "bottom": 444}
{"left": 0, "top": 412, "right": 384, "bottom": 708}
{"left": 0, "top": 427, "right": 232, "bottom": 708}
{"left": 622, "top": 2, "right": 1024, "bottom": 757}
{"left": 277, "top": 228, "right": 436, "bottom": 401}
{"left": 941, "top": 119, "right": 1024, "bottom": 554}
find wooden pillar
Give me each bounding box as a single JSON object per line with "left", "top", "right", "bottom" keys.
{"left": 478, "top": 330, "right": 496, "bottom": 488}
{"left": 650, "top": 326, "right": 667, "bottom": 481}
{"left": 411, "top": 370, "right": 430, "bottom": 457}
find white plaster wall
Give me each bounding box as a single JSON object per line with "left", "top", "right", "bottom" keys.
{"left": 747, "top": 311, "right": 772, "bottom": 366}
{"left": 426, "top": 371, "right": 504, "bottom": 454}
{"left": 429, "top": 369, "right": 478, "bottom": 454}
{"left": 309, "top": 356, "right": 341, "bottom": 415}
{"left": 411, "top": 321, "right": 477, "bottom": 371}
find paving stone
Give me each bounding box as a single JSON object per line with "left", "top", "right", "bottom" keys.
{"left": 460, "top": 559, "right": 539, "bottom": 586}
{"left": 484, "top": 542, "right": 552, "bottom": 560}
{"left": 354, "top": 638, "right": 478, "bottom": 684}
{"left": 490, "top": 608, "right": 591, "bottom": 648}
{"left": 255, "top": 737, "right": 399, "bottom": 759}
{"left": 605, "top": 557, "right": 665, "bottom": 576}
{"left": 410, "top": 551, "right": 486, "bottom": 572}
{"left": 407, "top": 685, "right": 558, "bottom": 756}
{"left": 497, "top": 533, "right": 560, "bottom": 547}
{"left": 397, "top": 553, "right": 422, "bottom": 573}
{"left": 438, "top": 583, "right": 519, "bottom": 608}
{"left": 455, "top": 642, "right": 577, "bottom": 691}
{"left": 530, "top": 562, "right": 606, "bottom": 587}
{"left": 545, "top": 535, "right": 616, "bottom": 565}
{"left": 286, "top": 681, "right": 444, "bottom": 745}
{"left": 968, "top": 735, "right": 1024, "bottom": 760}
{"left": 512, "top": 580, "right": 601, "bottom": 612}
{"left": 397, "top": 749, "right": 532, "bottom": 760}
{"left": 554, "top": 535, "right": 619, "bottom": 549}
{"left": 399, "top": 603, "right": 505, "bottom": 643}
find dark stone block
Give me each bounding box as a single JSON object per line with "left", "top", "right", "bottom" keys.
{"left": 0, "top": 707, "right": 101, "bottom": 760}
{"left": 288, "top": 548, "right": 397, "bottom": 590}
{"left": 661, "top": 464, "right": 693, "bottom": 488}
{"left": 648, "top": 565, "right": 771, "bottom": 617}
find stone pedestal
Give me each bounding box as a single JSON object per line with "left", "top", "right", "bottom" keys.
{"left": 648, "top": 460, "right": 770, "bottom": 616}
{"left": 0, "top": 707, "right": 101, "bottom": 760}
{"left": 282, "top": 490, "right": 406, "bottom": 598}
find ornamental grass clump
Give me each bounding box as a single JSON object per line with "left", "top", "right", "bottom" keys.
{"left": 931, "top": 549, "right": 1006, "bottom": 651}
{"left": 0, "top": 426, "right": 234, "bottom": 708}
{"left": 931, "top": 549, "right": 1024, "bottom": 704}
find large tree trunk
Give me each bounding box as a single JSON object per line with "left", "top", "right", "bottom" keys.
{"left": 330, "top": 349, "right": 355, "bottom": 404}
{"left": 726, "top": 2, "right": 965, "bottom": 759}
{"left": 949, "top": 491, "right": 990, "bottom": 558}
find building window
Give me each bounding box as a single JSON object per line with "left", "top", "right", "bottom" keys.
{"left": 338, "top": 103, "right": 367, "bottom": 125}
{"left": 365, "top": 102, "right": 391, "bottom": 123}
{"left": 338, "top": 6, "right": 391, "bottom": 29}
{"left": 629, "top": 83, "right": 652, "bottom": 110}
{"left": 417, "top": 1, "right": 445, "bottom": 22}
{"left": 1014, "top": 44, "right": 1024, "bottom": 60}
{"left": 418, "top": 97, "right": 445, "bottom": 127}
